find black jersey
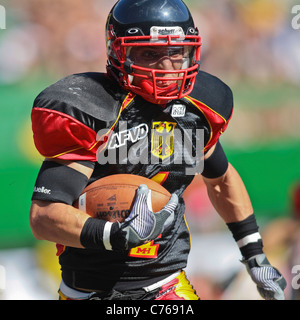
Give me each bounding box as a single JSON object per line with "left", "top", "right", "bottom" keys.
{"left": 31, "top": 71, "right": 233, "bottom": 291}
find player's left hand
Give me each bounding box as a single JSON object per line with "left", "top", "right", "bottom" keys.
{"left": 120, "top": 184, "right": 178, "bottom": 249}
{"left": 243, "top": 253, "right": 287, "bottom": 300}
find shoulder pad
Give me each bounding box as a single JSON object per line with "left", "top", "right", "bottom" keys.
{"left": 185, "top": 71, "right": 234, "bottom": 151}
{"left": 189, "top": 71, "right": 233, "bottom": 121}
{"left": 33, "top": 72, "right": 125, "bottom": 130}
{"left": 31, "top": 73, "right": 127, "bottom": 161}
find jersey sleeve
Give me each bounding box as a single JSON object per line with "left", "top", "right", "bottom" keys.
{"left": 188, "top": 71, "right": 234, "bottom": 152}
{"left": 31, "top": 73, "right": 119, "bottom": 161}
{"left": 31, "top": 107, "right": 100, "bottom": 161}
{"left": 202, "top": 102, "right": 233, "bottom": 152}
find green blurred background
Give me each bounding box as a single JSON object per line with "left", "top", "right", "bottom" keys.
{"left": 0, "top": 0, "right": 299, "bottom": 299}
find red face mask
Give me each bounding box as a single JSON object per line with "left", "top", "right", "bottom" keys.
{"left": 107, "top": 27, "right": 201, "bottom": 104}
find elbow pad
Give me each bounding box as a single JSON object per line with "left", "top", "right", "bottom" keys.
{"left": 202, "top": 141, "right": 228, "bottom": 178}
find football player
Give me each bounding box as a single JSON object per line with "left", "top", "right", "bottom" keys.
{"left": 29, "top": 0, "right": 286, "bottom": 300}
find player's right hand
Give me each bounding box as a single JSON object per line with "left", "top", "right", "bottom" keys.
{"left": 111, "top": 184, "right": 178, "bottom": 250}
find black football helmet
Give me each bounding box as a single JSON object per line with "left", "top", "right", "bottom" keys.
{"left": 105, "top": 0, "right": 202, "bottom": 104}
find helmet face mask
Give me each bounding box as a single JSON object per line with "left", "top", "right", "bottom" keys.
{"left": 106, "top": 0, "right": 202, "bottom": 104}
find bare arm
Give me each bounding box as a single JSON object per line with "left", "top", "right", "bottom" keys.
{"left": 202, "top": 145, "right": 253, "bottom": 223}
{"left": 29, "top": 160, "right": 93, "bottom": 248}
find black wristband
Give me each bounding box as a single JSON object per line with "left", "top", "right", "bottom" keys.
{"left": 80, "top": 217, "right": 126, "bottom": 251}
{"left": 80, "top": 217, "right": 106, "bottom": 250}
{"left": 110, "top": 223, "right": 127, "bottom": 251}
{"left": 226, "top": 214, "right": 263, "bottom": 260}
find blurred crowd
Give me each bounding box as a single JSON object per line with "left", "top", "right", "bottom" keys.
{"left": 0, "top": 0, "right": 299, "bottom": 85}
{"left": 193, "top": 0, "right": 300, "bottom": 84}
{"left": 0, "top": 0, "right": 299, "bottom": 300}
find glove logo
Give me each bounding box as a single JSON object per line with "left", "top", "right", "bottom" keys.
{"left": 151, "top": 122, "right": 176, "bottom": 160}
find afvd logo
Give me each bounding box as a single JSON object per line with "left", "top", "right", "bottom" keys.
{"left": 0, "top": 5, "right": 6, "bottom": 30}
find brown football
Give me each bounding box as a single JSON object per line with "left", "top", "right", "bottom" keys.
{"left": 74, "top": 174, "right": 171, "bottom": 222}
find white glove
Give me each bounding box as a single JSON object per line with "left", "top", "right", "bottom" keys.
{"left": 243, "top": 254, "right": 287, "bottom": 300}
{"left": 120, "top": 184, "right": 178, "bottom": 249}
